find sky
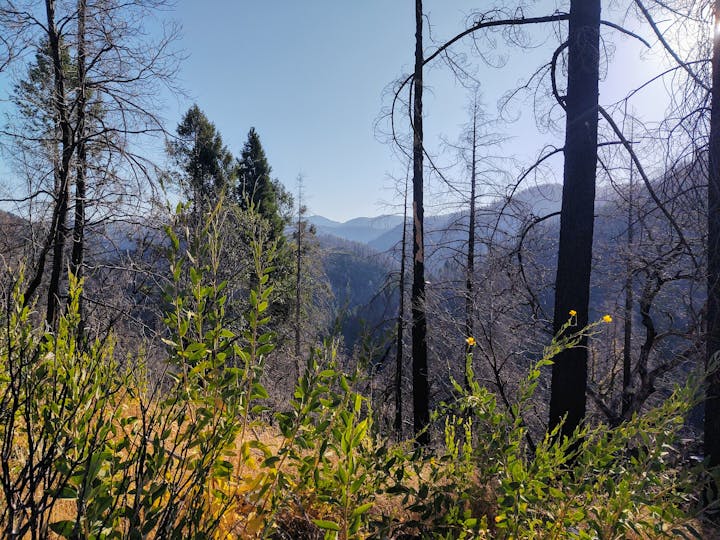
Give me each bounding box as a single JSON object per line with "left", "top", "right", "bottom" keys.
{"left": 164, "top": 1, "right": 674, "bottom": 221}
{"left": 169, "top": 1, "right": 485, "bottom": 221}
{"left": 0, "top": 1, "right": 681, "bottom": 222}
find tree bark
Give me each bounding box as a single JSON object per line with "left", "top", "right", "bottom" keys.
{"left": 411, "top": 0, "right": 430, "bottom": 446}
{"left": 622, "top": 144, "right": 634, "bottom": 418}
{"left": 43, "top": 0, "right": 73, "bottom": 330}
{"left": 69, "top": 0, "right": 87, "bottom": 338}
{"left": 704, "top": 0, "right": 720, "bottom": 471}
{"left": 294, "top": 182, "right": 304, "bottom": 364}
{"left": 548, "top": 0, "right": 601, "bottom": 440}
{"left": 464, "top": 100, "right": 478, "bottom": 390}
{"left": 395, "top": 177, "right": 409, "bottom": 437}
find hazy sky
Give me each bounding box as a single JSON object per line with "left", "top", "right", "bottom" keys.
{"left": 167, "top": 1, "right": 672, "bottom": 221}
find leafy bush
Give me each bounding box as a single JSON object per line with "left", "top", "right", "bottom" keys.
{"left": 0, "top": 206, "right": 706, "bottom": 539}
{"left": 369, "top": 324, "right": 703, "bottom": 539}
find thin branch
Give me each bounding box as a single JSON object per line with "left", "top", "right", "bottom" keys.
{"left": 600, "top": 19, "right": 652, "bottom": 48}
{"left": 633, "top": 0, "right": 709, "bottom": 91}
{"left": 598, "top": 105, "right": 699, "bottom": 270}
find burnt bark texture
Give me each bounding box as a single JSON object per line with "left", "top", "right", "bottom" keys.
{"left": 69, "top": 0, "right": 87, "bottom": 338}
{"left": 464, "top": 103, "right": 477, "bottom": 390}
{"left": 548, "top": 0, "right": 601, "bottom": 440}
{"left": 395, "top": 178, "right": 409, "bottom": 437}
{"left": 411, "top": 0, "right": 430, "bottom": 446}
{"left": 704, "top": 0, "right": 720, "bottom": 470}
{"left": 43, "top": 0, "right": 73, "bottom": 330}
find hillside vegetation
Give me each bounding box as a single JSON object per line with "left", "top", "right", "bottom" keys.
{"left": 2, "top": 0, "right": 720, "bottom": 538}
{"left": 0, "top": 214, "right": 709, "bottom": 539}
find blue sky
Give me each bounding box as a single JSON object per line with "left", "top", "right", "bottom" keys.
{"left": 0, "top": 1, "right": 677, "bottom": 222}
{"left": 170, "top": 1, "right": 487, "bottom": 220}
{"left": 166, "top": 1, "right": 672, "bottom": 221}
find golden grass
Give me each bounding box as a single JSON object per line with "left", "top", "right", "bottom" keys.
{"left": 6, "top": 395, "right": 716, "bottom": 539}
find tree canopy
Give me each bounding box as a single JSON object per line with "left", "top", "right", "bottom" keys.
{"left": 235, "top": 127, "right": 290, "bottom": 243}
{"left": 169, "top": 104, "right": 236, "bottom": 211}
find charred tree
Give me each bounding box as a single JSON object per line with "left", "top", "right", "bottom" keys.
{"left": 411, "top": 0, "right": 430, "bottom": 447}
{"left": 294, "top": 178, "right": 305, "bottom": 362}
{"left": 43, "top": 0, "right": 73, "bottom": 330}
{"left": 69, "top": 0, "right": 87, "bottom": 338}
{"left": 395, "top": 177, "right": 409, "bottom": 437}
{"left": 705, "top": 0, "right": 720, "bottom": 472}
{"left": 464, "top": 98, "right": 479, "bottom": 390}
{"left": 548, "top": 0, "right": 601, "bottom": 440}
{"left": 622, "top": 136, "right": 634, "bottom": 418}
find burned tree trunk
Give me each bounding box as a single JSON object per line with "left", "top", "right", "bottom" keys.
{"left": 411, "top": 0, "right": 430, "bottom": 446}
{"left": 464, "top": 100, "right": 478, "bottom": 390}
{"left": 704, "top": 0, "right": 720, "bottom": 471}
{"left": 43, "top": 0, "right": 74, "bottom": 330}
{"left": 395, "top": 177, "right": 409, "bottom": 437}
{"left": 548, "top": 0, "right": 601, "bottom": 440}
{"left": 69, "top": 0, "right": 87, "bottom": 338}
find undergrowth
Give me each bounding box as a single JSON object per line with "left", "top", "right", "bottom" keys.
{"left": 0, "top": 205, "right": 709, "bottom": 539}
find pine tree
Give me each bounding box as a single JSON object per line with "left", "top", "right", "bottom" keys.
{"left": 235, "top": 128, "right": 288, "bottom": 245}
{"left": 11, "top": 40, "right": 74, "bottom": 325}
{"left": 169, "top": 104, "right": 235, "bottom": 214}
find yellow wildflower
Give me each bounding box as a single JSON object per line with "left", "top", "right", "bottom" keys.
{"left": 466, "top": 336, "right": 476, "bottom": 346}
{"left": 569, "top": 309, "right": 577, "bottom": 317}
{"left": 603, "top": 314, "right": 613, "bottom": 323}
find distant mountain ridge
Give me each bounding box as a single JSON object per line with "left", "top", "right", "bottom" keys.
{"left": 307, "top": 214, "right": 404, "bottom": 244}
{"left": 310, "top": 183, "right": 565, "bottom": 255}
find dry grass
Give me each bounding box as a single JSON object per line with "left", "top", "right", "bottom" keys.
{"left": 6, "top": 395, "right": 717, "bottom": 539}
{"left": 12, "top": 427, "right": 719, "bottom": 539}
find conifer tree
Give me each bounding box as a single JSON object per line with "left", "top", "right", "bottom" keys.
{"left": 235, "top": 128, "right": 288, "bottom": 245}
{"left": 169, "top": 104, "right": 235, "bottom": 214}
{"left": 3, "top": 0, "right": 180, "bottom": 333}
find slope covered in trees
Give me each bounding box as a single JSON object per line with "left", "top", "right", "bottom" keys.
{"left": 0, "top": 0, "right": 719, "bottom": 537}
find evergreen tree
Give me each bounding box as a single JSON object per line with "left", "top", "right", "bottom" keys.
{"left": 235, "top": 128, "right": 289, "bottom": 244}
{"left": 4, "top": 0, "right": 181, "bottom": 333}
{"left": 169, "top": 104, "right": 235, "bottom": 213}
{"left": 11, "top": 41, "right": 72, "bottom": 148}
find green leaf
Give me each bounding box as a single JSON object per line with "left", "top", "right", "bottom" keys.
{"left": 351, "top": 502, "right": 373, "bottom": 517}
{"left": 251, "top": 382, "right": 269, "bottom": 399}
{"left": 49, "top": 520, "right": 76, "bottom": 537}
{"left": 190, "top": 266, "right": 201, "bottom": 286}
{"left": 312, "top": 519, "right": 340, "bottom": 531}
{"left": 55, "top": 484, "right": 78, "bottom": 499}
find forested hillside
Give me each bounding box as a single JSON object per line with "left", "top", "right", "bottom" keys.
{"left": 0, "top": 1, "right": 719, "bottom": 538}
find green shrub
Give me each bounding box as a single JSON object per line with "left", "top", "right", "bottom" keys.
{"left": 369, "top": 322, "right": 703, "bottom": 540}
{"left": 0, "top": 206, "right": 706, "bottom": 539}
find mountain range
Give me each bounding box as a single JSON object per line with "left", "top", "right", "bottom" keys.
{"left": 307, "top": 215, "right": 405, "bottom": 245}
{"left": 309, "top": 183, "right": 564, "bottom": 256}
